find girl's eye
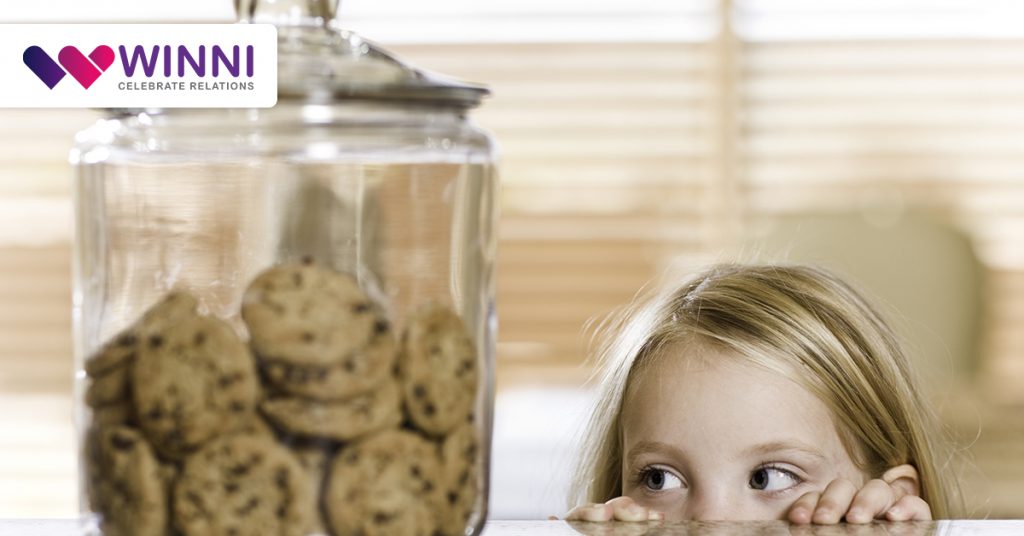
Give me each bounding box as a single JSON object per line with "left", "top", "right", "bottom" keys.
{"left": 749, "top": 466, "right": 800, "bottom": 492}
{"left": 641, "top": 467, "right": 683, "bottom": 491}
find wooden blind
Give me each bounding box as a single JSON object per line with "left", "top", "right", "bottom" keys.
{"left": 732, "top": 1, "right": 1024, "bottom": 404}
{"left": 0, "top": 110, "right": 91, "bottom": 516}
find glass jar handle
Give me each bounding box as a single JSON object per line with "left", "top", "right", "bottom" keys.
{"left": 235, "top": 0, "right": 340, "bottom": 27}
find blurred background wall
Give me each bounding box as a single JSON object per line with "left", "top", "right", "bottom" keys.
{"left": 2, "top": 0, "right": 1024, "bottom": 520}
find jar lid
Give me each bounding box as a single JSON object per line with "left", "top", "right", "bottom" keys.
{"left": 237, "top": 0, "right": 490, "bottom": 107}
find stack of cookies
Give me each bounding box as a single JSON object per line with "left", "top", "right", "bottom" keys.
{"left": 83, "top": 261, "right": 482, "bottom": 536}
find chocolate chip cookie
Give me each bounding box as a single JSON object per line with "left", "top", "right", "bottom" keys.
{"left": 325, "top": 429, "right": 442, "bottom": 536}
{"left": 260, "top": 378, "right": 401, "bottom": 442}
{"left": 91, "top": 402, "right": 136, "bottom": 427}
{"left": 138, "top": 290, "right": 200, "bottom": 331}
{"left": 232, "top": 413, "right": 277, "bottom": 440}
{"left": 85, "top": 425, "right": 167, "bottom": 536}
{"left": 260, "top": 323, "right": 395, "bottom": 401}
{"left": 84, "top": 329, "right": 141, "bottom": 377}
{"left": 85, "top": 362, "right": 131, "bottom": 408}
{"left": 292, "top": 445, "right": 331, "bottom": 535}
{"left": 241, "top": 263, "right": 382, "bottom": 369}
{"left": 85, "top": 292, "right": 201, "bottom": 413}
{"left": 398, "top": 304, "right": 478, "bottom": 436}
{"left": 132, "top": 309, "right": 259, "bottom": 460}
{"left": 440, "top": 423, "right": 482, "bottom": 535}
{"left": 173, "top": 434, "right": 314, "bottom": 536}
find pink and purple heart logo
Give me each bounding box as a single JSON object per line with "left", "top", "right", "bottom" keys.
{"left": 23, "top": 45, "right": 115, "bottom": 89}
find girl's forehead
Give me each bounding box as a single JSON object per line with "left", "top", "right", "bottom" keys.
{"left": 620, "top": 349, "right": 848, "bottom": 461}
{"left": 626, "top": 340, "right": 771, "bottom": 397}
{"left": 627, "top": 343, "right": 784, "bottom": 399}
{"left": 618, "top": 354, "right": 860, "bottom": 471}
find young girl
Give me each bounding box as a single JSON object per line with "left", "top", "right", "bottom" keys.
{"left": 566, "top": 264, "right": 960, "bottom": 524}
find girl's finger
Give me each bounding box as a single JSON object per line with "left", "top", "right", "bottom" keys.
{"left": 884, "top": 494, "right": 933, "bottom": 522}
{"left": 787, "top": 491, "right": 822, "bottom": 525}
{"left": 565, "top": 502, "right": 612, "bottom": 522}
{"left": 846, "top": 479, "right": 898, "bottom": 524}
{"left": 606, "top": 496, "right": 655, "bottom": 522}
{"left": 811, "top": 478, "right": 858, "bottom": 525}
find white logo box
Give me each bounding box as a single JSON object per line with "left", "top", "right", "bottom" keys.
{"left": 2, "top": 24, "right": 278, "bottom": 108}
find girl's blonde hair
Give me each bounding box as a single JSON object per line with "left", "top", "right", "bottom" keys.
{"left": 570, "top": 263, "right": 960, "bottom": 518}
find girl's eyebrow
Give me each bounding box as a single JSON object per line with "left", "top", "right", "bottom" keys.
{"left": 625, "top": 440, "right": 685, "bottom": 466}
{"left": 739, "top": 441, "right": 827, "bottom": 461}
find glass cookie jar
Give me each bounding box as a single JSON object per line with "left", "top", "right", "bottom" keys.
{"left": 70, "top": 1, "right": 497, "bottom": 535}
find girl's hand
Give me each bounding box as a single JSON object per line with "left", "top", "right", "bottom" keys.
{"left": 787, "top": 465, "right": 931, "bottom": 524}
{"left": 562, "top": 496, "right": 665, "bottom": 522}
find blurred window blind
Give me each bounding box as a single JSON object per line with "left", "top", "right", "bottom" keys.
{"left": 0, "top": 109, "right": 91, "bottom": 517}
{"left": 383, "top": 1, "right": 728, "bottom": 379}
{"left": 733, "top": 0, "right": 1024, "bottom": 401}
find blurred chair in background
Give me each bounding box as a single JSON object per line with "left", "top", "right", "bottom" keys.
{"left": 744, "top": 211, "right": 985, "bottom": 396}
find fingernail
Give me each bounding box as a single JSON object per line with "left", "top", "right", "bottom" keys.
{"left": 846, "top": 508, "right": 863, "bottom": 522}
{"left": 888, "top": 506, "right": 902, "bottom": 517}
{"left": 627, "top": 504, "right": 645, "bottom": 516}
{"left": 648, "top": 510, "right": 665, "bottom": 521}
